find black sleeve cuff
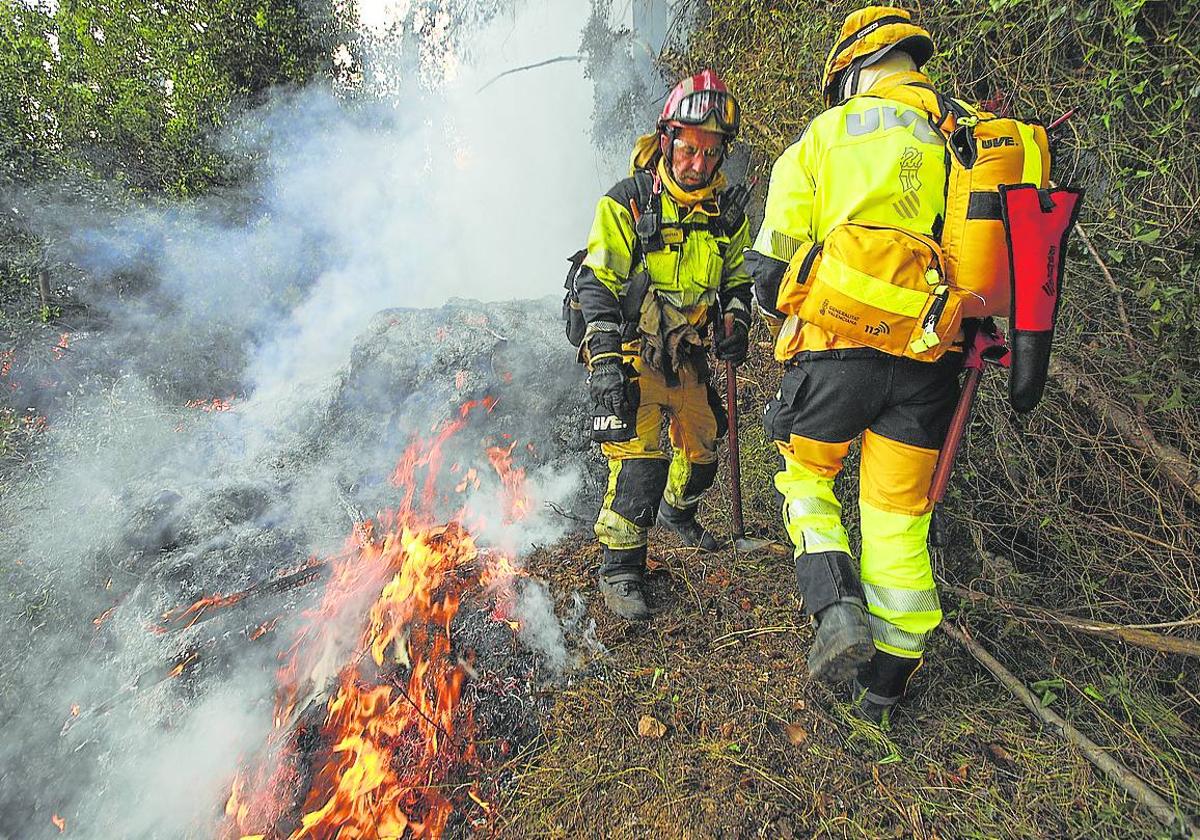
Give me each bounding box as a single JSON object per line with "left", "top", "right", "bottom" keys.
{"left": 745, "top": 250, "right": 788, "bottom": 319}
{"left": 576, "top": 265, "right": 622, "bottom": 325}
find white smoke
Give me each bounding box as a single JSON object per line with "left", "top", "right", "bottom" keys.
{"left": 0, "top": 1, "right": 649, "bottom": 837}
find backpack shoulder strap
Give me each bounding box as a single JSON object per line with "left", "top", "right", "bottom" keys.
{"left": 630, "top": 168, "right": 663, "bottom": 258}
{"left": 632, "top": 169, "right": 655, "bottom": 213}
{"left": 867, "top": 80, "right": 973, "bottom": 133}
{"left": 564, "top": 248, "right": 588, "bottom": 292}
{"left": 714, "top": 184, "right": 750, "bottom": 238}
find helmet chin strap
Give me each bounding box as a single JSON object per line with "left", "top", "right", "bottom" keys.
{"left": 839, "top": 56, "right": 867, "bottom": 104}
{"left": 840, "top": 48, "right": 918, "bottom": 104}
{"left": 658, "top": 127, "right": 676, "bottom": 167}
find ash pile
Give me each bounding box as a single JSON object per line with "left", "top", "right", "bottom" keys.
{"left": 0, "top": 298, "right": 606, "bottom": 839}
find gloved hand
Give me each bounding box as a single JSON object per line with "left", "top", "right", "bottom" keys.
{"left": 588, "top": 359, "right": 631, "bottom": 419}
{"left": 715, "top": 317, "right": 750, "bottom": 365}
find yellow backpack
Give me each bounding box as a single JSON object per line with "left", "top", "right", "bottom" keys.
{"left": 774, "top": 83, "right": 1050, "bottom": 362}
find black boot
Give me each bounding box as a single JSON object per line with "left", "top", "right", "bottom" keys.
{"left": 853, "top": 651, "right": 922, "bottom": 728}
{"left": 807, "top": 598, "right": 875, "bottom": 684}
{"left": 598, "top": 547, "right": 652, "bottom": 621}
{"left": 796, "top": 552, "right": 874, "bottom": 684}
{"left": 657, "top": 500, "right": 722, "bottom": 551}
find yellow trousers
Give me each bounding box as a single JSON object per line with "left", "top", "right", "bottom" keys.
{"left": 595, "top": 359, "right": 720, "bottom": 550}
{"left": 776, "top": 428, "right": 942, "bottom": 658}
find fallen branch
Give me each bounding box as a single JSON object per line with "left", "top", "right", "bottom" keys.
{"left": 545, "top": 501, "right": 590, "bottom": 524}
{"left": 947, "top": 584, "right": 1200, "bottom": 658}
{"left": 942, "top": 621, "right": 1199, "bottom": 838}
{"left": 475, "top": 54, "right": 581, "bottom": 94}
{"left": 1075, "top": 224, "right": 1140, "bottom": 364}
{"left": 1051, "top": 356, "right": 1200, "bottom": 505}
{"left": 38, "top": 266, "right": 52, "bottom": 311}
{"left": 156, "top": 562, "right": 325, "bottom": 633}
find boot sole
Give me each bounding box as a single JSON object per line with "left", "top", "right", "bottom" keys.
{"left": 808, "top": 630, "right": 875, "bottom": 685}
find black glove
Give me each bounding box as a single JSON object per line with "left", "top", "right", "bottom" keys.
{"left": 588, "top": 359, "right": 631, "bottom": 419}
{"left": 714, "top": 317, "right": 750, "bottom": 365}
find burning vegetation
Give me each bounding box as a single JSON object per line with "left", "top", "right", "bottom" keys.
{"left": 139, "top": 398, "right": 544, "bottom": 838}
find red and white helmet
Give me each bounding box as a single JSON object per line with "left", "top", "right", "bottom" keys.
{"left": 658, "top": 69, "right": 740, "bottom": 140}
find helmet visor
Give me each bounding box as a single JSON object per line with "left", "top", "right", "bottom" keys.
{"left": 671, "top": 89, "right": 740, "bottom": 135}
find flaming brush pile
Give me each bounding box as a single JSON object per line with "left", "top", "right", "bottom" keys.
{"left": 159, "top": 399, "right": 533, "bottom": 838}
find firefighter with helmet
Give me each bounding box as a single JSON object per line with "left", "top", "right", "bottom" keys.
{"left": 575, "top": 70, "right": 753, "bottom": 621}
{"left": 748, "top": 7, "right": 986, "bottom": 726}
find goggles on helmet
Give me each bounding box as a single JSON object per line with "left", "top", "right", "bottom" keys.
{"left": 666, "top": 89, "right": 740, "bottom": 136}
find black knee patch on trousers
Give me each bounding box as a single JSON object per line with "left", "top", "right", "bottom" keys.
{"left": 795, "top": 550, "right": 864, "bottom": 617}
{"left": 682, "top": 460, "right": 719, "bottom": 501}
{"left": 861, "top": 651, "right": 922, "bottom": 701}
{"left": 600, "top": 545, "right": 647, "bottom": 578}
{"left": 611, "top": 458, "right": 670, "bottom": 528}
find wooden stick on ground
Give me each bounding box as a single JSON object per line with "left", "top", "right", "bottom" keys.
{"left": 948, "top": 584, "right": 1200, "bottom": 659}
{"left": 942, "top": 621, "right": 1199, "bottom": 839}
{"left": 1051, "top": 356, "right": 1200, "bottom": 506}
{"left": 37, "top": 266, "right": 52, "bottom": 312}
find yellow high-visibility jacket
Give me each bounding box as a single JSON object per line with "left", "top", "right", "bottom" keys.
{"left": 749, "top": 70, "right": 955, "bottom": 357}
{"left": 577, "top": 172, "right": 753, "bottom": 366}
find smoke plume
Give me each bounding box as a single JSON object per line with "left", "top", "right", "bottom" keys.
{"left": 0, "top": 1, "right": 660, "bottom": 836}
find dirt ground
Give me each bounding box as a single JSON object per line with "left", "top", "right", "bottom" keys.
{"left": 491, "top": 527, "right": 1167, "bottom": 839}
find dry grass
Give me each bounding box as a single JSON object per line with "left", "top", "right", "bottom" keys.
{"left": 496, "top": 517, "right": 1164, "bottom": 838}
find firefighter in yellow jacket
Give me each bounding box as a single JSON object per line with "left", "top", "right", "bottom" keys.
{"left": 748, "top": 7, "right": 979, "bottom": 725}
{"left": 577, "top": 70, "right": 753, "bottom": 621}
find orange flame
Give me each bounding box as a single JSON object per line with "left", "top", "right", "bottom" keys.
{"left": 486, "top": 442, "right": 531, "bottom": 522}
{"left": 223, "top": 399, "right": 532, "bottom": 838}
{"left": 168, "top": 650, "right": 200, "bottom": 679}
{"left": 184, "top": 396, "right": 235, "bottom": 412}
{"left": 248, "top": 618, "right": 278, "bottom": 642}
{"left": 157, "top": 592, "right": 245, "bottom": 631}
{"left": 51, "top": 814, "right": 66, "bottom": 832}
{"left": 51, "top": 333, "right": 70, "bottom": 361}
{"left": 93, "top": 606, "right": 116, "bottom": 628}
{"left": 454, "top": 467, "right": 479, "bottom": 493}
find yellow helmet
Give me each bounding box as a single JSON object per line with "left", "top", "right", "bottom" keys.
{"left": 821, "top": 6, "right": 934, "bottom": 107}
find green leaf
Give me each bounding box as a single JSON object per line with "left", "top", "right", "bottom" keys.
{"left": 1031, "top": 677, "right": 1065, "bottom": 692}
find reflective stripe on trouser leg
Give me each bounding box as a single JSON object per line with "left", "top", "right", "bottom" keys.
{"left": 774, "top": 434, "right": 853, "bottom": 556}
{"left": 859, "top": 429, "right": 942, "bottom": 657}
{"left": 595, "top": 456, "right": 670, "bottom": 550}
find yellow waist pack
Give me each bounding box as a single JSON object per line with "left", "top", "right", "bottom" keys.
{"left": 775, "top": 221, "right": 964, "bottom": 362}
